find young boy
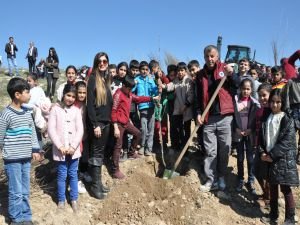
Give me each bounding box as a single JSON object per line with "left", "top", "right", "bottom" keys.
{"left": 162, "top": 62, "right": 194, "bottom": 151}
{"left": 112, "top": 76, "right": 158, "bottom": 178}
{"left": 271, "top": 66, "right": 287, "bottom": 89}
{"left": 108, "top": 64, "right": 117, "bottom": 78}
{"left": 0, "top": 77, "right": 41, "bottom": 225}
{"left": 188, "top": 60, "right": 201, "bottom": 80}
{"left": 132, "top": 61, "right": 158, "bottom": 156}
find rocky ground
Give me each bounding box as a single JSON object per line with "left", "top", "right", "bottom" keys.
{"left": 0, "top": 143, "right": 299, "bottom": 225}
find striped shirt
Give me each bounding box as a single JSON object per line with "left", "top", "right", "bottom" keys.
{"left": 0, "top": 106, "right": 40, "bottom": 162}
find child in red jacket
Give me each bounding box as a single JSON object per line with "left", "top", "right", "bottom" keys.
{"left": 111, "top": 75, "right": 159, "bottom": 179}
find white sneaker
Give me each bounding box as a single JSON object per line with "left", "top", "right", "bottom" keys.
{"left": 78, "top": 181, "right": 87, "bottom": 194}
{"left": 218, "top": 177, "right": 226, "bottom": 191}
{"left": 200, "top": 181, "right": 218, "bottom": 192}
{"left": 83, "top": 172, "right": 92, "bottom": 183}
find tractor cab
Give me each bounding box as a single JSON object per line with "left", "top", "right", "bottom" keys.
{"left": 225, "top": 45, "right": 251, "bottom": 64}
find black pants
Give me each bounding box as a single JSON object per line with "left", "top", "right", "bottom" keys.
{"left": 172, "top": 115, "right": 191, "bottom": 150}
{"left": 88, "top": 124, "right": 110, "bottom": 167}
{"left": 269, "top": 184, "right": 295, "bottom": 220}
{"left": 46, "top": 73, "right": 58, "bottom": 98}
{"left": 28, "top": 57, "right": 36, "bottom": 74}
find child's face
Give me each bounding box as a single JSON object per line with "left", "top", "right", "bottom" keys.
{"left": 272, "top": 72, "right": 282, "bottom": 83}
{"left": 238, "top": 61, "right": 249, "bottom": 74}
{"left": 177, "top": 68, "right": 187, "bottom": 80}
{"left": 27, "top": 76, "right": 36, "bottom": 89}
{"left": 152, "top": 66, "right": 159, "bottom": 74}
{"left": 189, "top": 66, "right": 200, "bottom": 76}
{"left": 109, "top": 68, "right": 117, "bottom": 77}
{"left": 270, "top": 95, "right": 282, "bottom": 114}
{"left": 66, "top": 68, "right": 76, "bottom": 83}
{"left": 16, "top": 89, "right": 31, "bottom": 104}
{"left": 130, "top": 67, "right": 139, "bottom": 77}
{"left": 250, "top": 69, "right": 258, "bottom": 80}
{"left": 122, "top": 86, "right": 132, "bottom": 95}
{"left": 258, "top": 89, "right": 270, "bottom": 107}
{"left": 168, "top": 71, "right": 176, "bottom": 81}
{"left": 241, "top": 81, "right": 252, "bottom": 98}
{"left": 63, "top": 91, "right": 76, "bottom": 106}
{"left": 77, "top": 86, "right": 87, "bottom": 102}
{"left": 140, "top": 66, "right": 149, "bottom": 76}
{"left": 118, "top": 66, "right": 127, "bottom": 78}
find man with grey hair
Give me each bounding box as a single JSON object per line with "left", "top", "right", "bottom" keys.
{"left": 195, "top": 45, "right": 234, "bottom": 192}
{"left": 26, "top": 42, "right": 38, "bottom": 73}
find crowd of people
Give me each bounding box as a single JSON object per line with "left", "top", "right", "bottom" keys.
{"left": 0, "top": 36, "right": 300, "bottom": 225}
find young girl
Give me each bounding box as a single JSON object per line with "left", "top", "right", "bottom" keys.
{"left": 111, "top": 61, "right": 128, "bottom": 95}
{"left": 234, "top": 79, "right": 260, "bottom": 194}
{"left": 48, "top": 84, "right": 84, "bottom": 213}
{"left": 57, "top": 65, "right": 78, "bottom": 101}
{"left": 254, "top": 83, "right": 272, "bottom": 207}
{"left": 23, "top": 73, "right": 47, "bottom": 148}
{"left": 260, "top": 88, "right": 299, "bottom": 225}
{"left": 74, "top": 81, "right": 93, "bottom": 193}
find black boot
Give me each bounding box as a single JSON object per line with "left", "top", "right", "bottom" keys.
{"left": 90, "top": 166, "right": 106, "bottom": 199}
{"left": 98, "top": 166, "right": 110, "bottom": 193}
{"left": 283, "top": 208, "right": 295, "bottom": 225}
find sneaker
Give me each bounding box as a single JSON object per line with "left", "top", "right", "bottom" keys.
{"left": 260, "top": 216, "right": 278, "bottom": 225}
{"left": 113, "top": 169, "right": 125, "bottom": 179}
{"left": 83, "top": 172, "right": 92, "bottom": 183}
{"left": 22, "top": 222, "right": 34, "bottom": 225}
{"left": 78, "top": 180, "right": 87, "bottom": 194}
{"left": 57, "top": 201, "right": 65, "bottom": 212}
{"left": 200, "top": 181, "right": 218, "bottom": 192}
{"left": 218, "top": 177, "right": 226, "bottom": 191}
{"left": 120, "top": 149, "right": 128, "bottom": 162}
{"left": 144, "top": 149, "right": 153, "bottom": 156}
{"left": 236, "top": 180, "right": 244, "bottom": 192}
{"left": 71, "top": 200, "right": 79, "bottom": 213}
{"left": 138, "top": 147, "right": 144, "bottom": 155}
{"left": 245, "top": 182, "right": 257, "bottom": 195}
{"left": 128, "top": 152, "right": 141, "bottom": 160}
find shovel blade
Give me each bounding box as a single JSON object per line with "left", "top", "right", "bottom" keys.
{"left": 162, "top": 169, "right": 180, "bottom": 179}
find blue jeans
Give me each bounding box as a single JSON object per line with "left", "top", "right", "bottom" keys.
{"left": 237, "top": 136, "right": 255, "bottom": 183}
{"left": 4, "top": 160, "right": 32, "bottom": 223}
{"left": 57, "top": 156, "right": 79, "bottom": 202}
{"left": 7, "top": 57, "right": 19, "bottom": 76}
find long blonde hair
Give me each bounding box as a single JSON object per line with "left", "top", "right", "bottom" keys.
{"left": 92, "top": 52, "right": 111, "bottom": 106}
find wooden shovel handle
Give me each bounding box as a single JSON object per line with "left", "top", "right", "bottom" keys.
{"left": 171, "top": 75, "right": 228, "bottom": 172}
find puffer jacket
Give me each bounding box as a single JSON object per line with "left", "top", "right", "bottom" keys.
{"left": 259, "top": 112, "right": 299, "bottom": 186}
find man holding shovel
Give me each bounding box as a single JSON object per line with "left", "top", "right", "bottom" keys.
{"left": 195, "top": 45, "right": 234, "bottom": 192}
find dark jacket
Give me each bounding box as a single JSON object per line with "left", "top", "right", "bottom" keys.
{"left": 233, "top": 95, "right": 260, "bottom": 147}
{"left": 259, "top": 113, "right": 299, "bottom": 186}
{"left": 26, "top": 47, "right": 38, "bottom": 60}
{"left": 195, "top": 61, "right": 234, "bottom": 122}
{"left": 87, "top": 73, "right": 113, "bottom": 128}
{"left": 5, "top": 42, "right": 18, "bottom": 58}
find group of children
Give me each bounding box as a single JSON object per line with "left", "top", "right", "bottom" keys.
{"left": 0, "top": 54, "right": 299, "bottom": 224}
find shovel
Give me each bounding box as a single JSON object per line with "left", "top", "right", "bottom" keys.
{"left": 163, "top": 75, "right": 228, "bottom": 179}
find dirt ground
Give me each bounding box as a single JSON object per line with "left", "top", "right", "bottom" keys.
{"left": 0, "top": 143, "right": 299, "bottom": 225}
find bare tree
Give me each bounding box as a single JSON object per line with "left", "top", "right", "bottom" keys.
{"left": 164, "top": 52, "right": 179, "bottom": 67}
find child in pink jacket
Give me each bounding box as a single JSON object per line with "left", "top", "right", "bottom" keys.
{"left": 48, "top": 84, "right": 84, "bottom": 213}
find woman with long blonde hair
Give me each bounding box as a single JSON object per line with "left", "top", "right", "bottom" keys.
{"left": 86, "top": 52, "right": 112, "bottom": 199}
